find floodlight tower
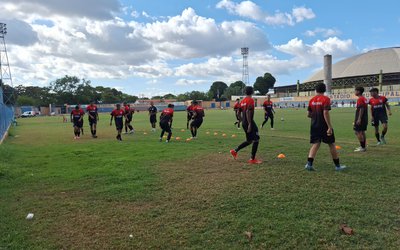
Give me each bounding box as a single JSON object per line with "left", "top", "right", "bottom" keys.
{"left": 241, "top": 47, "right": 249, "bottom": 86}
{"left": 0, "top": 23, "right": 13, "bottom": 104}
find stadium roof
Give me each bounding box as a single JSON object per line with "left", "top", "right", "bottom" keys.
{"left": 305, "top": 47, "right": 400, "bottom": 82}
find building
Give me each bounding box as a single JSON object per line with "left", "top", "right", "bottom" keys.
{"left": 267, "top": 47, "right": 400, "bottom": 107}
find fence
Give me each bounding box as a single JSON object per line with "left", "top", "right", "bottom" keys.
{"left": 0, "top": 88, "right": 14, "bottom": 143}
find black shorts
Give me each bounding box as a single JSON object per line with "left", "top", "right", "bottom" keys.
{"left": 242, "top": 121, "right": 260, "bottom": 142}
{"left": 265, "top": 113, "right": 274, "bottom": 119}
{"left": 115, "top": 119, "right": 123, "bottom": 130}
{"left": 372, "top": 113, "right": 388, "bottom": 126}
{"left": 73, "top": 120, "right": 83, "bottom": 128}
{"left": 191, "top": 118, "right": 203, "bottom": 128}
{"left": 89, "top": 118, "right": 97, "bottom": 126}
{"left": 310, "top": 128, "right": 335, "bottom": 144}
{"left": 354, "top": 122, "right": 368, "bottom": 132}
{"left": 160, "top": 121, "right": 171, "bottom": 133}
{"left": 150, "top": 115, "right": 157, "bottom": 123}
{"left": 126, "top": 115, "right": 133, "bottom": 123}
{"left": 187, "top": 114, "right": 192, "bottom": 121}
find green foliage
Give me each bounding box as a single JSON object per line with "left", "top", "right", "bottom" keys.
{"left": 224, "top": 81, "right": 246, "bottom": 99}
{"left": 209, "top": 81, "right": 228, "bottom": 100}
{"left": 14, "top": 76, "right": 138, "bottom": 105}
{"left": 253, "top": 73, "right": 276, "bottom": 95}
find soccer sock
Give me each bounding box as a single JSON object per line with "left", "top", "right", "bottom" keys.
{"left": 360, "top": 140, "right": 366, "bottom": 148}
{"left": 382, "top": 130, "right": 387, "bottom": 137}
{"left": 238, "top": 122, "right": 240, "bottom": 128}
{"left": 77, "top": 131, "right": 80, "bottom": 137}
{"left": 251, "top": 141, "right": 259, "bottom": 160}
{"left": 375, "top": 133, "right": 380, "bottom": 142}
{"left": 307, "top": 157, "right": 314, "bottom": 166}
{"left": 160, "top": 130, "right": 165, "bottom": 138}
{"left": 167, "top": 132, "right": 172, "bottom": 141}
{"left": 194, "top": 128, "right": 197, "bottom": 137}
{"left": 271, "top": 118, "right": 274, "bottom": 128}
{"left": 333, "top": 158, "right": 340, "bottom": 167}
{"left": 190, "top": 129, "right": 195, "bottom": 137}
{"left": 94, "top": 130, "right": 96, "bottom": 135}
{"left": 74, "top": 131, "right": 77, "bottom": 136}
{"left": 129, "top": 125, "right": 133, "bottom": 131}
{"left": 235, "top": 141, "right": 251, "bottom": 152}
{"left": 90, "top": 129, "right": 94, "bottom": 135}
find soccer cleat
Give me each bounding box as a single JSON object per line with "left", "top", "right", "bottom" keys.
{"left": 230, "top": 149, "right": 238, "bottom": 160}
{"left": 165, "top": 140, "right": 169, "bottom": 143}
{"left": 159, "top": 138, "right": 162, "bottom": 142}
{"left": 354, "top": 147, "right": 366, "bottom": 152}
{"left": 129, "top": 129, "right": 135, "bottom": 134}
{"left": 335, "top": 165, "right": 347, "bottom": 171}
{"left": 124, "top": 132, "right": 129, "bottom": 134}
{"left": 376, "top": 141, "right": 383, "bottom": 146}
{"left": 271, "top": 128, "right": 275, "bottom": 130}
{"left": 380, "top": 137, "right": 386, "bottom": 144}
{"left": 304, "top": 164, "right": 316, "bottom": 171}
{"left": 248, "top": 159, "right": 262, "bottom": 164}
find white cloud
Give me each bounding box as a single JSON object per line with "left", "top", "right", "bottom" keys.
{"left": 174, "top": 37, "right": 357, "bottom": 85}
{"left": 275, "top": 37, "right": 356, "bottom": 62}
{"left": 176, "top": 79, "right": 208, "bottom": 86}
{"left": 216, "top": 0, "right": 315, "bottom": 26}
{"left": 304, "top": 28, "right": 341, "bottom": 38}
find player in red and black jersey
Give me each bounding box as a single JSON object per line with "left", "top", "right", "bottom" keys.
{"left": 86, "top": 101, "right": 99, "bottom": 138}
{"left": 305, "top": 83, "right": 346, "bottom": 171}
{"left": 233, "top": 98, "right": 241, "bottom": 129}
{"left": 353, "top": 87, "right": 369, "bottom": 152}
{"left": 186, "top": 101, "right": 194, "bottom": 129}
{"left": 110, "top": 103, "right": 126, "bottom": 141}
{"left": 159, "top": 104, "right": 174, "bottom": 143}
{"left": 70, "top": 105, "right": 85, "bottom": 139}
{"left": 190, "top": 101, "right": 205, "bottom": 139}
{"left": 261, "top": 95, "right": 275, "bottom": 130}
{"left": 123, "top": 102, "right": 135, "bottom": 134}
{"left": 369, "top": 88, "right": 392, "bottom": 145}
{"left": 230, "top": 86, "right": 262, "bottom": 164}
{"left": 148, "top": 101, "right": 158, "bottom": 132}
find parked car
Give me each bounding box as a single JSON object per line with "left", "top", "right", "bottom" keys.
{"left": 21, "top": 111, "right": 36, "bottom": 118}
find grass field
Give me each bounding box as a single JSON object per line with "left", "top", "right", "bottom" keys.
{"left": 1, "top": 107, "right": 399, "bottom": 249}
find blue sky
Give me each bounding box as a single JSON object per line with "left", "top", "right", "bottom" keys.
{"left": 2, "top": 0, "right": 400, "bottom": 97}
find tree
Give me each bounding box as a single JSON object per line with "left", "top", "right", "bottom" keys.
{"left": 163, "top": 93, "right": 176, "bottom": 99}
{"left": 208, "top": 81, "right": 228, "bottom": 100}
{"left": 253, "top": 73, "right": 276, "bottom": 95}
{"left": 224, "top": 81, "right": 246, "bottom": 99}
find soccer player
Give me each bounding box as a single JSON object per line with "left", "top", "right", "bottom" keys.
{"left": 86, "top": 101, "right": 99, "bottom": 138}
{"left": 123, "top": 102, "right": 134, "bottom": 134}
{"left": 230, "top": 86, "right": 262, "bottom": 164}
{"left": 148, "top": 101, "right": 158, "bottom": 132}
{"left": 353, "top": 87, "right": 368, "bottom": 152}
{"left": 78, "top": 105, "right": 85, "bottom": 135}
{"left": 186, "top": 101, "right": 194, "bottom": 129}
{"left": 110, "top": 104, "right": 126, "bottom": 141}
{"left": 305, "top": 83, "right": 346, "bottom": 171}
{"left": 159, "top": 104, "right": 174, "bottom": 143}
{"left": 261, "top": 94, "right": 275, "bottom": 130}
{"left": 369, "top": 88, "right": 392, "bottom": 145}
{"left": 70, "top": 105, "right": 84, "bottom": 139}
{"left": 190, "top": 101, "right": 205, "bottom": 139}
{"left": 233, "top": 98, "right": 241, "bottom": 129}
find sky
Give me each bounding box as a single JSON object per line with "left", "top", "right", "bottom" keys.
{"left": 1, "top": 0, "right": 400, "bottom": 97}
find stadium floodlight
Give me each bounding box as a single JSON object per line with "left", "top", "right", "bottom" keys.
{"left": 241, "top": 47, "right": 249, "bottom": 87}
{"left": 241, "top": 47, "right": 249, "bottom": 56}
{"left": 0, "top": 23, "right": 7, "bottom": 37}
